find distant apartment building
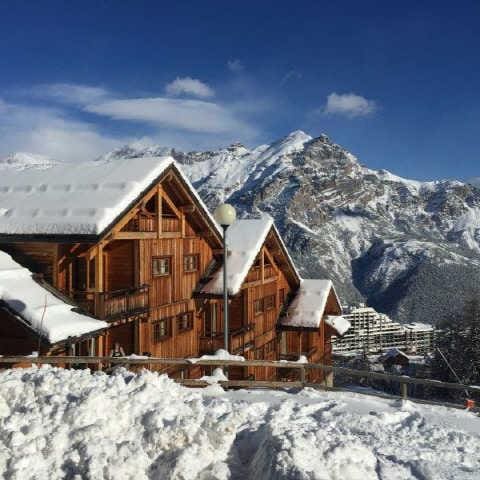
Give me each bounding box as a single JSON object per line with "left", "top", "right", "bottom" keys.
{"left": 331, "top": 304, "right": 435, "bottom": 355}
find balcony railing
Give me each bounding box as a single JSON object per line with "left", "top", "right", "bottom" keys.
{"left": 123, "top": 215, "right": 180, "bottom": 233}
{"left": 200, "top": 323, "right": 255, "bottom": 355}
{"left": 246, "top": 265, "right": 276, "bottom": 283}
{"left": 74, "top": 285, "right": 150, "bottom": 321}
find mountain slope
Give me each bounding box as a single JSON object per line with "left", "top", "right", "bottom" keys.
{"left": 4, "top": 132, "right": 480, "bottom": 324}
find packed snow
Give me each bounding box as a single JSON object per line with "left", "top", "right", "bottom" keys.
{"left": 0, "top": 251, "right": 106, "bottom": 343}
{"left": 188, "top": 349, "right": 245, "bottom": 364}
{"left": 201, "top": 214, "right": 285, "bottom": 295}
{"left": 324, "top": 315, "right": 351, "bottom": 336}
{"left": 0, "top": 156, "right": 219, "bottom": 238}
{"left": 0, "top": 366, "right": 479, "bottom": 479}
{"left": 280, "top": 279, "right": 341, "bottom": 331}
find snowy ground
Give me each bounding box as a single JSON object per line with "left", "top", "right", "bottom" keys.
{"left": 0, "top": 367, "right": 479, "bottom": 480}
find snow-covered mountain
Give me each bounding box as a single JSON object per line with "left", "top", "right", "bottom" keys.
{"left": 4, "top": 131, "right": 480, "bottom": 324}
{"left": 99, "top": 131, "right": 480, "bottom": 324}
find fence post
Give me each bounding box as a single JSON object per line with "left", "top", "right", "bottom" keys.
{"left": 300, "top": 365, "right": 306, "bottom": 386}
{"left": 400, "top": 381, "right": 408, "bottom": 400}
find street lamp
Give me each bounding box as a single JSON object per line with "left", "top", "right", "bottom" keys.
{"left": 214, "top": 203, "right": 236, "bottom": 353}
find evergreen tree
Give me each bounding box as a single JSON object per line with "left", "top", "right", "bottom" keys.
{"left": 432, "top": 296, "right": 480, "bottom": 393}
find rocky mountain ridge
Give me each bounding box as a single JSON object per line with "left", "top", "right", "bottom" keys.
{"left": 4, "top": 131, "right": 480, "bottom": 324}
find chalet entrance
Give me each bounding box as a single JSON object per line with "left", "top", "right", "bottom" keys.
{"left": 107, "top": 323, "right": 135, "bottom": 355}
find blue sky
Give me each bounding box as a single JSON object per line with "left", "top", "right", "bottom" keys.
{"left": 0, "top": 1, "right": 479, "bottom": 180}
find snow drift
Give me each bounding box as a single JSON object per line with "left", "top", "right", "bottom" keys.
{"left": 0, "top": 367, "right": 479, "bottom": 479}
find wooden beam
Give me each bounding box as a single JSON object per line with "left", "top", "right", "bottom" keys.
{"left": 113, "top": 232, "right": 158, "bottom": 240}
{"left": 95, "top": 244, "right": 104, "bottom": 292}
{"left": 179, "top": 205, "right": 196, "bottom": 213}
{"left": 261, "top": 248, "right": 265, "bottom": 283}
{"left": 160, "top": 188, "right": 182, "bottom": 219}
{"left": 157, "top": 185, "right": 163, "bottom": 238}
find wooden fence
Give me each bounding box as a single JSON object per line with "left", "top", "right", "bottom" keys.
{"left": 2, "top": 356, "right": 480, "bottom": 409}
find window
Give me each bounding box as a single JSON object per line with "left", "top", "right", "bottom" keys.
{"left": 254, "top": 298, "right": 264, "bottom": 315}
{"left": 177, "top": 311, "right": 194, "bottom": 333}
{"left": 183, "top": 254, "right": 199, "bottom": 272}
{"left": 152, "top": 317, "right": 172, "bottom": 342}
{"left": 279, "top": 288, "right": 286, "bottom": 305}
{"left": 152, "top": 257, "right": 171, "bottom": 277}
{"left": 205, "top": 303, "right": 217, "bottom": 336}
{"left": 264, "top": 295, "right": 276, "bottom": 310}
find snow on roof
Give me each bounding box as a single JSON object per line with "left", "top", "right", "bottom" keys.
{"left": 0, "top": 156, "right": 217, "bottom": 237}
{"left": 0, "top": 250, "right": 107, "bottom": 344}
{"left": 380, "top": 348, "right": 410, "bottom": 362}
{"left": 200, "top": 214, "right": 275, "bottom": 295}
{"left": 324, "top": 315, "right": 351, "bottom": 336}
{"left": 280, "top": 279, "right": 340, "bottom": 329}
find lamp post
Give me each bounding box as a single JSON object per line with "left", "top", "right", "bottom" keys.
{"left": 213, "top": 203, "right": 236, "bottom": 353}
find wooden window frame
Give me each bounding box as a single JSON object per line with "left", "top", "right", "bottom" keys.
{"left": 183, "top": 254, "right": 199, "bottom": 273}
{"left": 177, "top": 311, "right": 194, "bottom": 333}
{"left": 152, "top": 256, "right": 171, "bottom": 277}
{"left": 152, "top": 317, "right": 172, "bottom": 343}
{"left": 254, "top": 298, "right": 264, "bottom": 316}
{"left": 264, "top": 294, "right": 276, "bottom": 311}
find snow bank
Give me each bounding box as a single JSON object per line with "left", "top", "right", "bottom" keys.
{"left": 0, "top": 367, "right": 479, "bottom": 479}
{"left": 0, "top": 251, "right": 106, "bottom": 343}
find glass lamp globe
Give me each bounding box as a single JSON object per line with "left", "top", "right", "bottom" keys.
{"left": 214, "top": 203, "right": 236, "bottom": 227}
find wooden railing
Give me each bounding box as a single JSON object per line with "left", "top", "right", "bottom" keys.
{"left": 199, "top": 323, "right": 255, "bottom": 355}
{"left": 2, "top": 356, "right": 479, "bottom": 408}
{"left": 123, "top": 215, "right": 180, "bottom": 233}
{"left": 246, "top": 265, "right": 276, "bottom": 283}
{"left": 74, "top": 285, "right": 149, "bottom": 321}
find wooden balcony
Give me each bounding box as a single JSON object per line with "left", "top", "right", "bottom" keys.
{"left": 246, "top": 265, "right": 276, "bottom": 283}
{"left": 74, "top": 285, "right": 150, "bottom": 321}
{"left": 123, "top": 215, "right": 180, "bottom": 233}
{"left": 200, "top": 323, "right": 255, "bottom": 355}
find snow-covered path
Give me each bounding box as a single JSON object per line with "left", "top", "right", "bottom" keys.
{"left": 0, "top": 367, "right": 478, "bottom": 479}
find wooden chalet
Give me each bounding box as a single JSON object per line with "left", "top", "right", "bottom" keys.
{"left": 278, "top": 279, "right": 347, "bottom": 384}
{"left": 0, "top": 156, "right": 222, "bottom": 375}
{"left": 0, "top": 156, "right": 348, "bottom": 383}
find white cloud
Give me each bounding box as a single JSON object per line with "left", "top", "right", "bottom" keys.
{"left": 165, "top": 77, "right": 214, "bottom": 98}
{"left": 29, "top": 83, "right": 110, "bottom": 105}
{"left": 324, "top": 92, "right": 376, "bottom": 118}
{"left": 0, "top": 100, "right": 125, "bottom": 162}
{"left": 227, "top": 59, "right": 244, "bottom": 73}
{"left": 85, "top": 97, "right": 253, "bottom": 135}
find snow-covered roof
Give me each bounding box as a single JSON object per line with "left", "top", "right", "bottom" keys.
{"left": 200, "top": 214, "right": 298, "bottom": 295}
{"left": 0, "top": 250, "right": 107, "bottom": 344}
{"left": 379, "top": 348, "right": 410, "bottom": 362}
{"left": 279, "top": 279, "right": 341, "bottom": 330}
{"left": 0, "top": 156, "right": 220, "bottom": 238}
{"left": 324, "top": 315, "right": 351, "bottom": 336}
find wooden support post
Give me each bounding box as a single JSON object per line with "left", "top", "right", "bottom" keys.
{"left": 94, "top": 244, "right": 104, "bottom": 318}
{"left": 181, "top": 213, "right": 186, "bottom": 237}
{"left": 400, "top": 382, "right": 408, "bottom": 400}
{"left": 157, "top": 186, "right": 163, "bottom": 238}
{"left": 260, "top": 248, "right": 265, "bottom": 283}
{"left": 300, "top": 365, "right": 306, "bottom": 385}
